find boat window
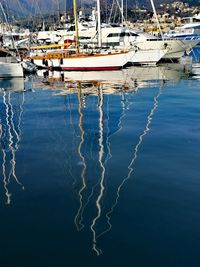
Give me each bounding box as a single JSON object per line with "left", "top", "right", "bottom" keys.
{"left": 120, "top": 32, "right": 126, "bottom": 37}
{"left": 107, "top": 33, "right": 120, "bottom": 37}
{"left": 79, "top": 37, "right": 91, "bottom": 39}
{"left": 119, "top": 32, "right": 139, "bottom": 37}
{"left": 68, "top": 26, "right": 75, "bottom": 31}
{"left": 130, "top": 32, "right": 139, "bottom": 37}
{"left": 194, "top": 18, "right": 200, "bottom": 23}
{"left": 0, "top": 50, "right": 11, "bottom": 57}
{"left": 103, "top": 42, "right": 120, "bottom": 46}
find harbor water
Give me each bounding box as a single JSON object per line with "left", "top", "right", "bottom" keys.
{"left": 0, "top": 64, "right": 200, "bottom": 267}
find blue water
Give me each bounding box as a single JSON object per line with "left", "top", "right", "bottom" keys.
{"left": 0, "top": 69, "right": 200, "bottom": 267}
{"left": 190, "top": 47, "right": 200, "bottom": 62}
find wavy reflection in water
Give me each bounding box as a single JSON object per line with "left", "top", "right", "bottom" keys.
{"left": 34, "top": 66, "right": 192, "bottom": 256}
{"left": 90, "top": 86, "right": 106, "bottom": 256}
{"left": 61, "top": 73, "right": 167, "bottom": 255}
{"left": 7, "top": 93, "right": 24, "bottom": 189}
{"left": 74, "top": 86, "right": 87, "bottom": 231}
{"left": 1, "top": 90, "right": 25, "bottom": 204}
{"left": 97, "top": 85, "right": 163, "bottom": 239}
{"left": 71, "top": 82, "right": 137, "bottom": 255}
{"left": 66, "top": 93, "right": 78, "bottom": 187}
{"left": 105, "top": 91, "right": 134, "bottom": 165}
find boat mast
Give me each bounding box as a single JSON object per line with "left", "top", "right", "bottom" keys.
{"left": 97, "top": 0, "right": 102, "bottom": 48}
{"left": 56, "top": 0, "right": 60, "bottom": 25}
{"left": 64, "top": 0, "right": 67, "bottom": 27}
{"left": 73, "top": 0, "right": 79, "bottom": 53}
{"left": 149, "top": 0, "right": 164, "bottom": 39}
{"left": 0, "top": 2, "right": 15, "bottom": 50}
{"left": 121, "top": 0, "right": 123, "bottom": 25}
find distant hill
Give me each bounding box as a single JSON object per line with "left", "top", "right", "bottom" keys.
{"left": 1, "top": 0, "right": 72, "bottom": 17}
{"left": 1, "top": 0, "right": 200, "bottom": 17}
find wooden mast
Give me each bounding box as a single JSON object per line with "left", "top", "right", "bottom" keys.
{"left": 97, "top": 0, "right": 102, "bottom": 48}
{"left": 73, "top": 0, "right": 79, "bottom": 53}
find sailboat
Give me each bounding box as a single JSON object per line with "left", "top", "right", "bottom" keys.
{"left": 28, "top": 46, "right": 167, "bottom": 70}
{"left": 28, "top": 0, "right": 130, "bottom": 71}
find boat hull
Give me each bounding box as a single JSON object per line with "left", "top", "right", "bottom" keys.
{"left": 0, "top": 62, "right": 24, "bottom": 78}
{"left": 136, "top": 39, "right": 199, "bottom": 59}
{"left": 27, "top": 48, "right": 168, "bottom": 70}
{"left": 128, "top": 49, "right": 167, "bottom": 65}
{"left": 48, "top": 52, "right": 129, "bottom": 71}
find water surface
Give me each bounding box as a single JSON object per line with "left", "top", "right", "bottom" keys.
{"left": 0, "top": 65, "right": 200, "bottom": 267}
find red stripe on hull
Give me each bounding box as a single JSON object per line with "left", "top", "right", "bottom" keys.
{"left": 60, "top": 66, "right": 122, "bottom": 71}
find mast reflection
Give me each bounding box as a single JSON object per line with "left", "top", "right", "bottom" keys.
{"left": 70, "top": 81, "right": 135, "bottom": 255}
{"left": 97, "top": 84, "right": 163, "bottom": 239}
{"left": 36, "top": 67, "right": 185, "bottom": 255}
{"left": 74, "top": 85, "right": 87, "bottom": 231}
{"left": 0, "top": 84, "right": 25, "bottom": 205}
{"left": 90, "top": 85, "right": 106, "bottom": 255}
{"left": 70, "top": 80, "right": 164, "bottom": 255}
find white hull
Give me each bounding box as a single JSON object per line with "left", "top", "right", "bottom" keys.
{"left": 0, "top": 62, "right": 24, "bottom": 78}
{"left": 136, "top": 39, "right": 199, "bottom": 59}
{"left": 48, "top": 52, "right": 129, "bottom": 71}
{"left": 128, "top": 49, "right": 167, "bottom": 65}
{"left": 30, "top": 49, "right": 165, "bottom": 70}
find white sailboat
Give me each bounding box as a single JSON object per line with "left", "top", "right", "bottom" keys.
{"left": 28, "top": 46, "right": 167, "bottom": 70}
{"left": 30, "top": 0, "right": 130, "bottom": 71}
{"left": 47, "top": 50, "right": 130, "bottom": 71}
